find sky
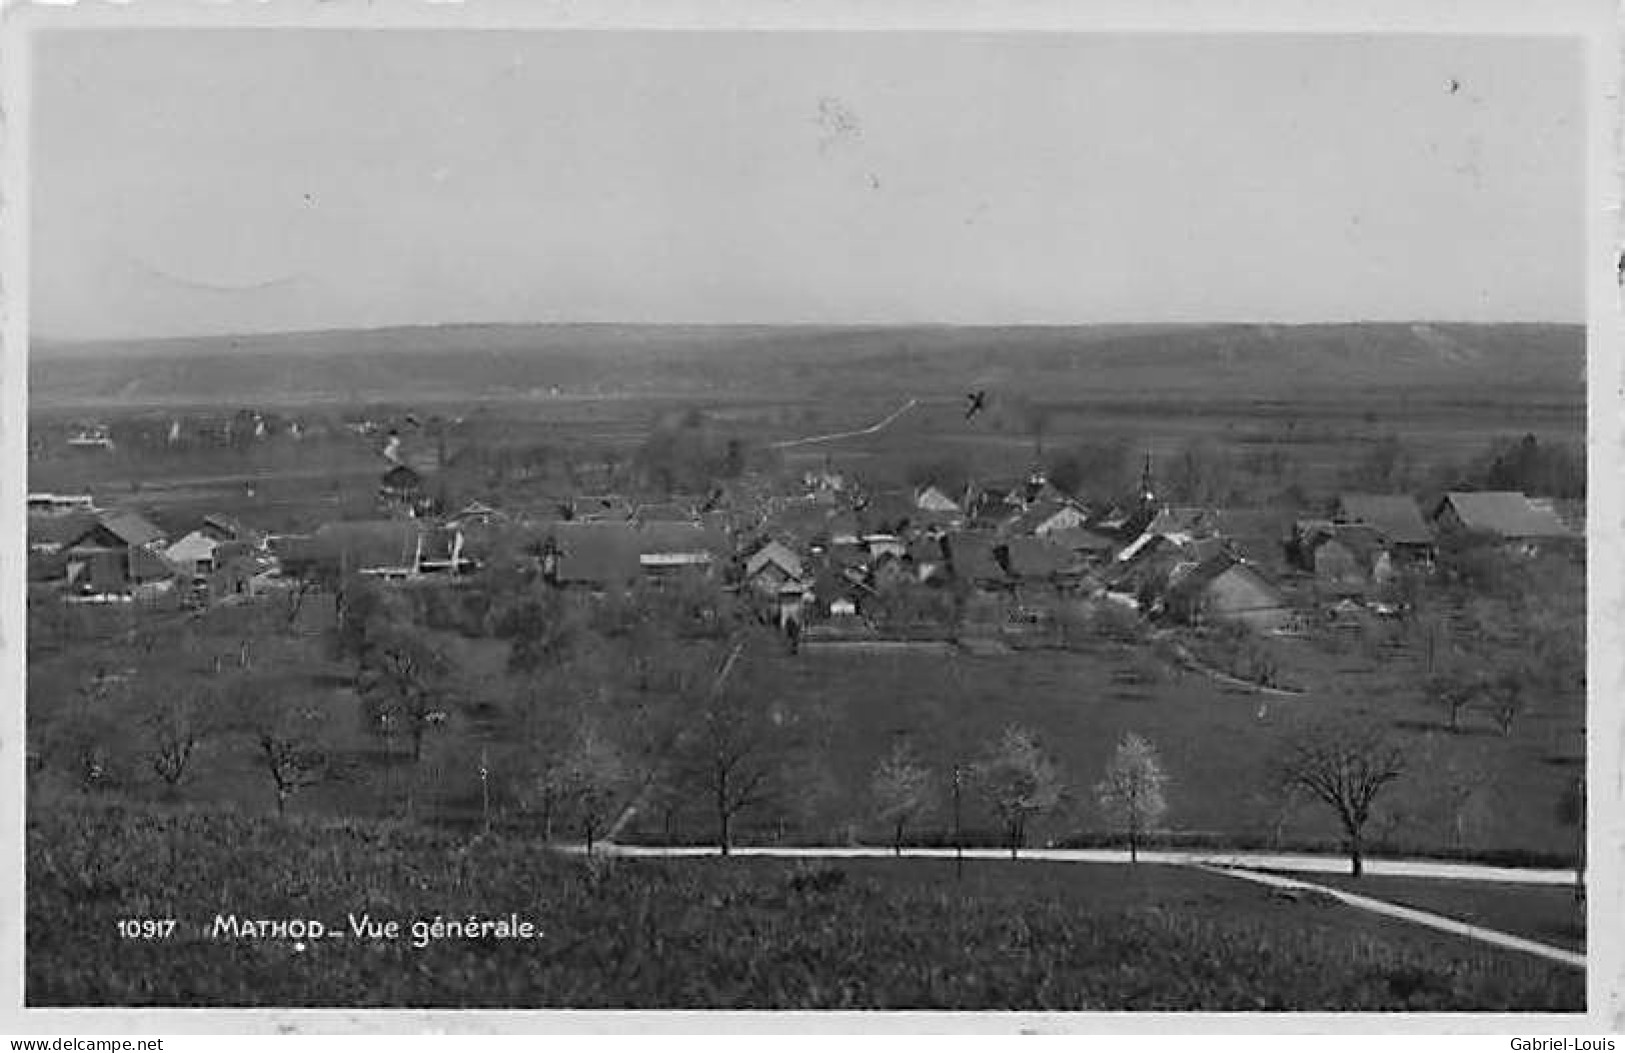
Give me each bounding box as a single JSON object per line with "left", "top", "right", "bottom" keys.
{"left": 29, "top": 30, "right": 1585, "bottom": 341}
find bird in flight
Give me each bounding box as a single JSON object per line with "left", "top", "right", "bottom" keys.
{"left": 965, "top": 391, "right": 988, "bottom": 420}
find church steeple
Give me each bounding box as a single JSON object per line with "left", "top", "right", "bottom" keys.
{"left": 1139, "top": 449, "right": 1157, "bottom": 507}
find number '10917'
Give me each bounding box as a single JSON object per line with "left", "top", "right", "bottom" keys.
{"left": 116, "top": 919, "right": 177, "bottom": 939}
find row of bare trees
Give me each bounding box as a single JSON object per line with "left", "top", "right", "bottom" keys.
{"left": 870, "top": 728, "right": 1170, "bottom": 862}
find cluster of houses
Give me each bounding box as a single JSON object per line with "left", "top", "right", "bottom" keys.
{"left": 27, "top": 495, "right": 271, "bottom": 605}
{"left": 26, "top": 440, "right": 1583, "bottom": 645}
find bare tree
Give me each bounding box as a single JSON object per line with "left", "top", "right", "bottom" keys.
{"left": 1275, "top": 717, "right": 1405, "bottom": 877}
{"left": 974, "top": 724, "right": 1064, "bottom": 859}
{"left": 230, "top": 675, "right": 331, "bottom": 817}
{"left": 139, "top": 678, "right": 211, "bottom": 792}
{"left": 1094, "top": 732, "right": 1170, "bottom": 862}
{"left": 669, "top": 635, "right": 822, "bottom": 857}
{"left": 563, "top": 720, "right": 631, "bottom": 855}
{"left": 1487, "top": 665, "right": 1527, "bottom": 738}
{"left": 871, "top": 740, "right": 934, "bottom": 856}
{"left": 1424, "top": 666, "right": 1480, "bottom": 734}
{"left": 357, "top": 625, "right": 452, "bottom": 762}
{"left": 691, "top": 645, "right": 772, "bottom": 856}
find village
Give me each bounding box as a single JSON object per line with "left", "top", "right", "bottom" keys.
{"left": 26, "top": 412, "right": 1583, "bottom": 655}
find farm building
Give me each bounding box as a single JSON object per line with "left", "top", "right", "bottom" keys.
{"left": 27, "top": 493, "right": 96, "bottom": 516}
{"left": 1162, "top": 555, "right": 1292, "bottom": 633}
{"left": 27, "top": 510, "right": 98, "bottom": 555}
{"left": 51, "top": 511, "right": 177, "bottom": 597}
{"left": 199, "top": 513, "right": 247, "bottom": 543}
{"left": 1431, "top": 491, "right": 1572, "bottom": 549}
{"left": 203, "top": 540, "right": 265, "bottom": 600}
{"left": 864, "top": 534, "right": 907, "bottom": 561}
{"left": 164, "top": 530, "right": 226, "bottom": 580}
{"left": 445, "top": 500, "right": 507, "bottom": 530}
{"left": 1006, "top": 498, "right": 1090, "bottom": 538}
{"left": 743, "top": 540, "right": 806, "bottom": 595}
{"left": 542, "top": 521, "right": 726, "bottom": 589}
{"left": 1292, "top": 523, "right": 1394, "bottom": 592}
{"left": 1332, "top": 493, "right": 1435, "bottom": 557}
{"left": 913, "top": 485, "right": 963, "bottom": 515}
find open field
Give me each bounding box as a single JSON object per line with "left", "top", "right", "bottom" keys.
{"left": 26, "top": 801, "right": 1584, "bottom": 1010}
{"left": 30, "top": 321, "right": 1584, "bottom": 511}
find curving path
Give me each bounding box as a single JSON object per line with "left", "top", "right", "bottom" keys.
{"left": 770, "top": 398, "right": 919, "bottom": 449}
{"left": 1196, "top": 864, "right": 1584, "bottom": 969}
{"left": 591, "top": 841, "right": 1577, "bottom": 885}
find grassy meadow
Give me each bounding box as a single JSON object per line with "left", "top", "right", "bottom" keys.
{"left": 26, "top": 801, "right": 1584, "bottom": 1010}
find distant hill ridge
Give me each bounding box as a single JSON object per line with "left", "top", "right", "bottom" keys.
{"left": 27, "top": 322, "right": 1584, "bottom": 411}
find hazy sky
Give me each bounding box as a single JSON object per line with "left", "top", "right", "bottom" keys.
{"left": 31, "top": 30, "right": 1584, "bottom": 341}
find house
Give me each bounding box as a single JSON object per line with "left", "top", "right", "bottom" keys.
{"left": 58, "top": 511, "right": 168, "bottom": 556}
{"left": 199, "top": 513, "right": 246, "bottom": 543}
{"left": 445, "top": 500, "right": 508, "bottom": 530}
{"left": 1162, "top": 555, "right": 1292, "bottom": 633}
{"left": 1295, "top": 523, "right": 1393, "bottom": 592}
{"left": 164, "top": 530, "right": 224, "bottom": 580}
{"left": 54, "top": 511, "right": 176, "bottom": 597}
{"left": 27, "top": 510, "right": 97, "bottom": 555}
{"left": 27, "top": 493, "right": 96, "bottom": 516}
{"left": 1006, "top": 498, "right": 1090, "bottom": 538}
{"left": 963, "top": 483, "right": 1026, "bottom": 527}
{"left": 204, "top": 540, "right": 265, "bottom": 600}
{"left": 807, "top": 565, "right": 866, "bottom": 619}
{"left": 914, "top": 485, "right": 963, "bottom": 516}
{"left": 635, "top": 521, "right": 726, "bottom": 579}
{"left": 864, "top": 534, "right": 907, "bottom": 561}
{"left": 1527, "top": 497, "right": 1585, "bottom": 538}
{"left": 743, "top": 540, "right": 805, "bottom": 594}
{"left": 1432, "top": 491, "right": 1572, "bottom": 549}
{"left": 1332, "top": 493, "right": 1434, "bottom": 558}
{"left": 61, "top": 546, "right": 177, "bottom": 599}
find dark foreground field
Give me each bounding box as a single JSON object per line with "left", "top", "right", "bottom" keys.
{"left": 27, "top": 801, "right": 1583, "bottom": 1011}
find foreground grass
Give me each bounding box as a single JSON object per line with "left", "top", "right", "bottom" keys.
{"left": 27, "top": 801, "right": 1582, "bottom": 1010}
